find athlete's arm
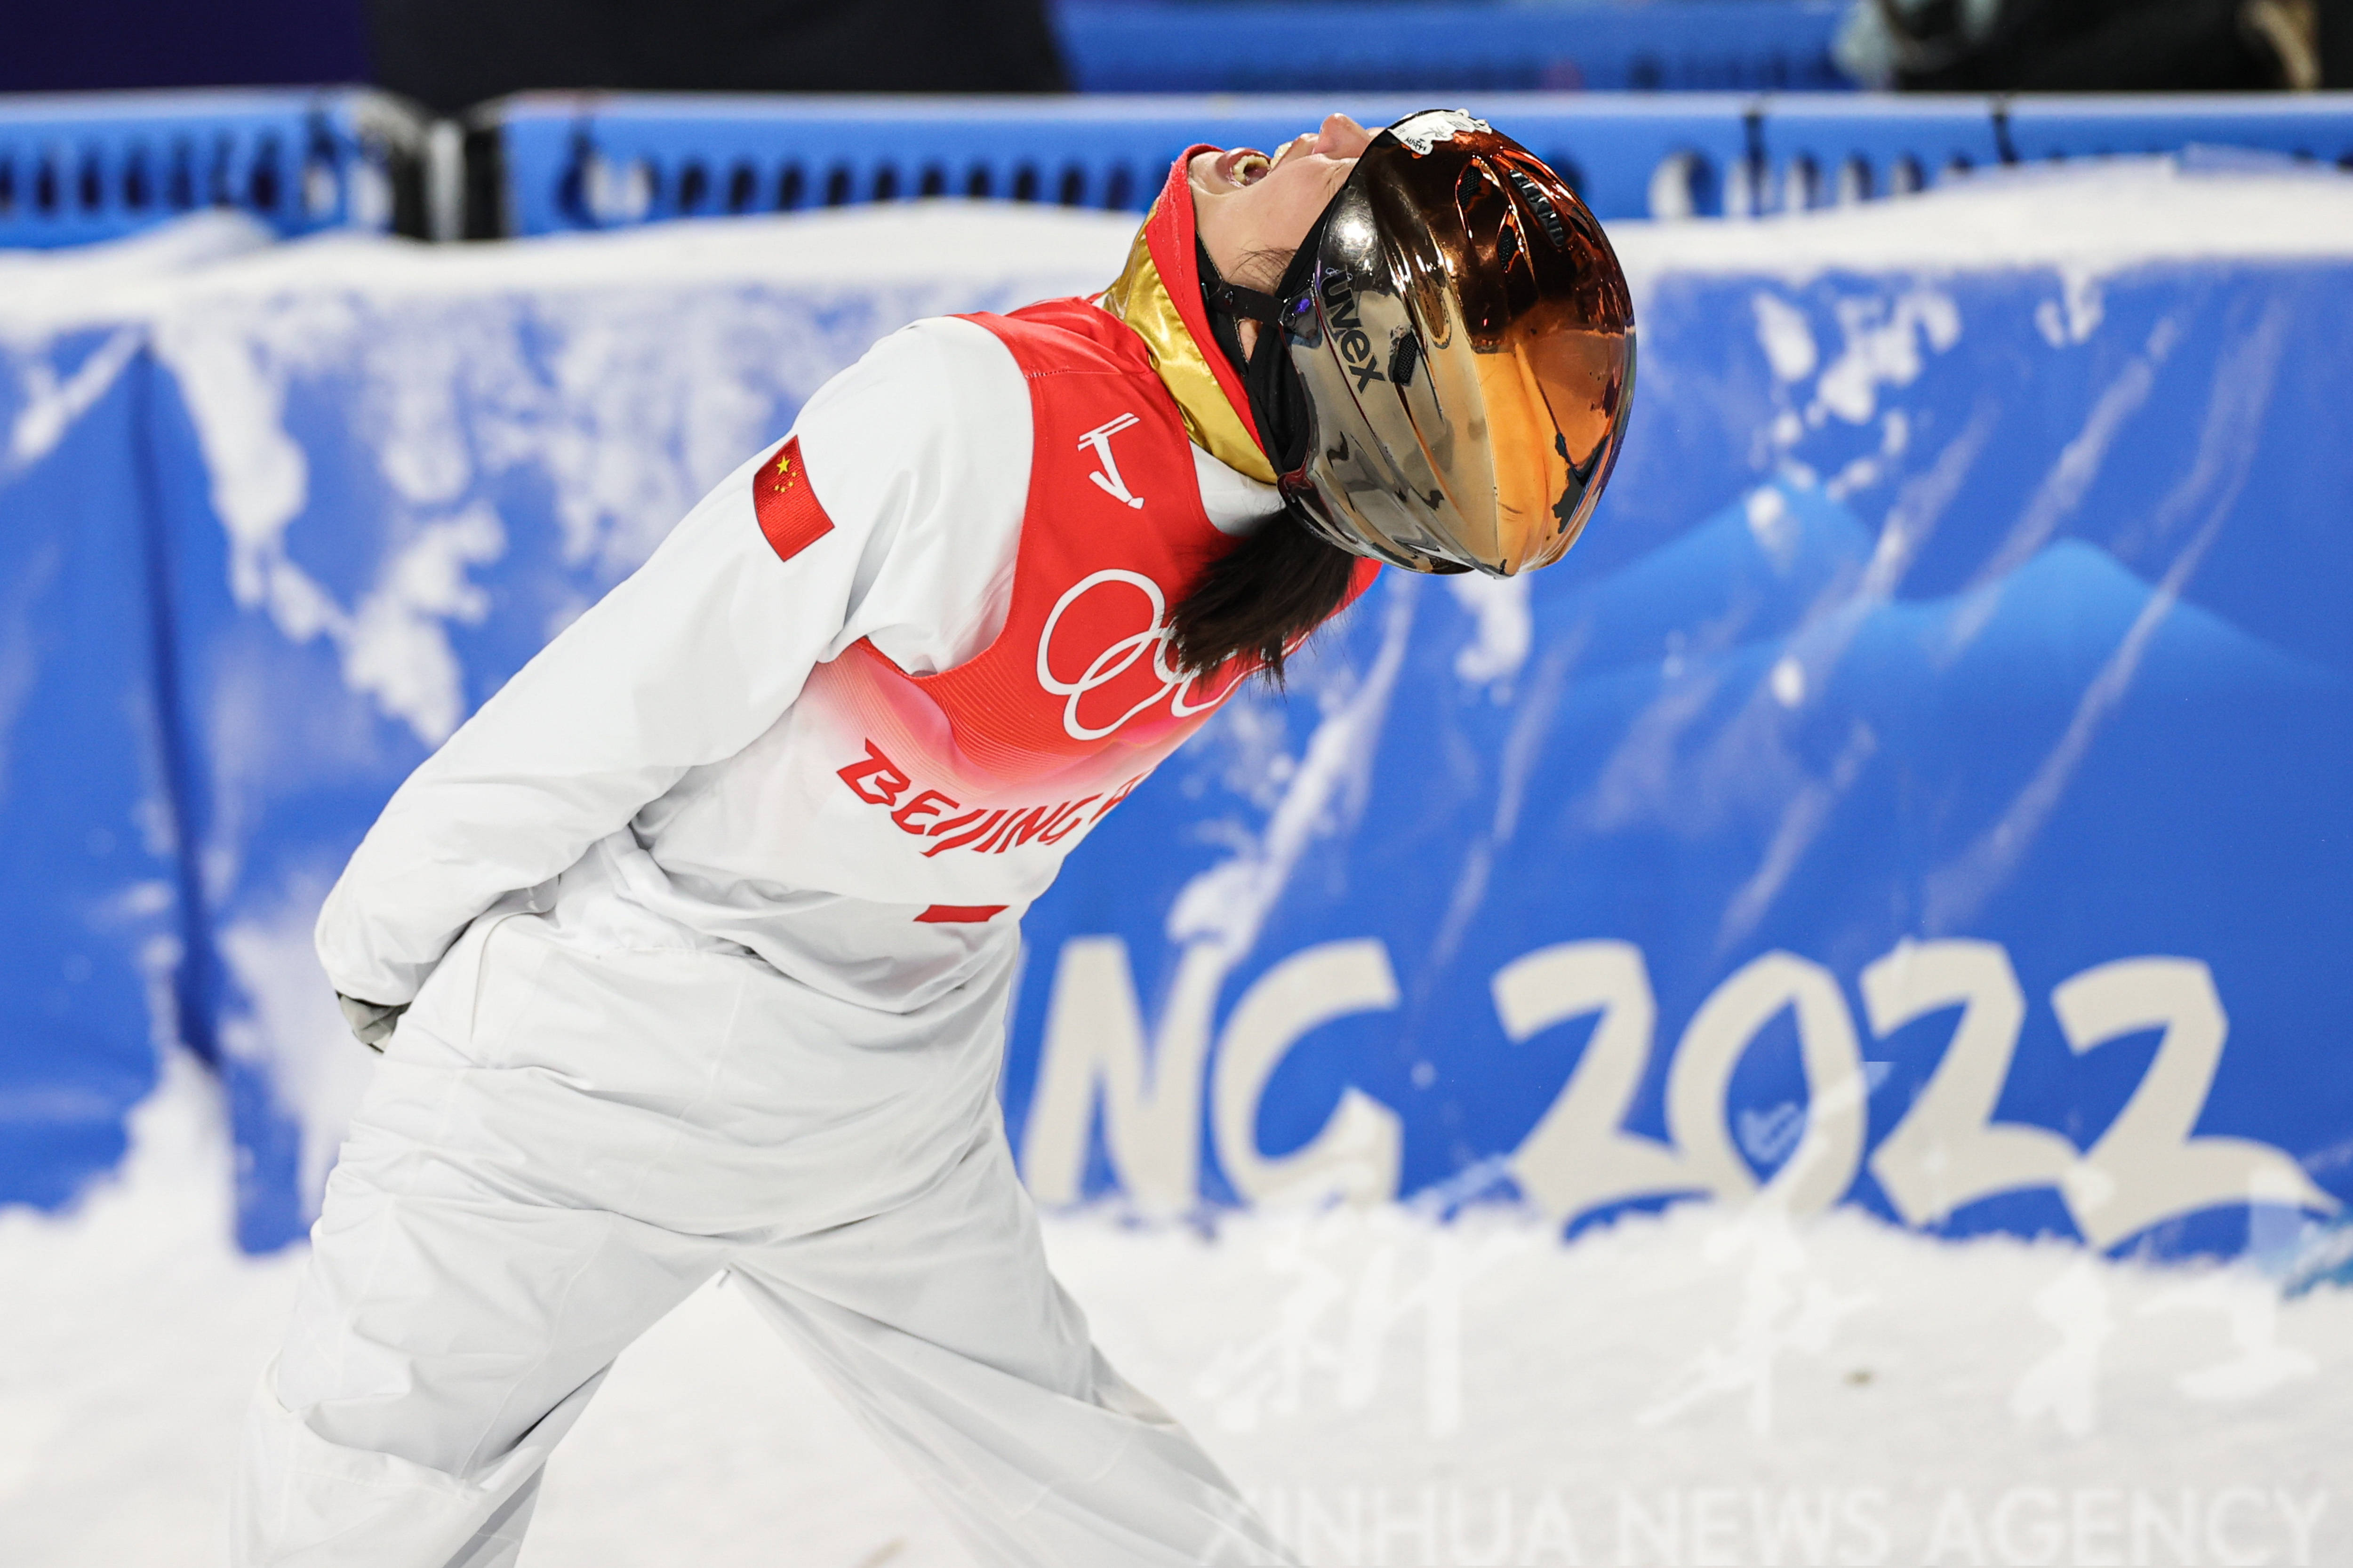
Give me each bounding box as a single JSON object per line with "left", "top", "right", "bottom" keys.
{"left": 314, "top": 318, "right": 1030, "bottom": 1008}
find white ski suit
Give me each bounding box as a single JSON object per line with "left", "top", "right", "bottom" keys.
{"left": 229, "top": 235, "right": 1373, "bottom": 1566}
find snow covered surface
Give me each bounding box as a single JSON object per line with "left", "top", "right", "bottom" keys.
{"left": 5, "top": 1059, "right": 2349, "bottom": 1566}
{"left": 0, "top": 210, "right": 277, "bottom": 329}
{"left": 1609, "top": 153, "right": 2353, "bottom": 285}
{"left": 0, "top": 202, "right": 1142, "bottom": 336}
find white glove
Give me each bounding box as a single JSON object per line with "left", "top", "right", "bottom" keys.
{"left": 337, "top": 993, "right": 408, "bottom": 1052}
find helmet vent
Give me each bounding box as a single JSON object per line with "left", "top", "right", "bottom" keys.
{"left": 1389, "top": 332, "right": 1421, "bottom": 387}
{"left": 1505, "top": 167, "right": 1569, "bottom": 249}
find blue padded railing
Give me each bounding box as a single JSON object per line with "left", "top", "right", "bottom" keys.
{"left": 0, "top": 88, "right": 428, "bottom": 248}
{"left": 478, "top": 92, "right": 2353, "bottom": 237}
{"left": 1053, "top": 0, "right": 1850, "bottom": 93}
{"left": 1998, "top": 96, "right": 2353, "bottom": 163}
{"left": 485, "top": 93, "right": 1753, "bottom": 234}
{"left": 1756, "top": 95, "right": 2353, "bottom": 209}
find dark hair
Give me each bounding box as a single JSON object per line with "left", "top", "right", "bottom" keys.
{"left": 1168, "top": 511, "right": 1360, "bottom": 684}
{"left": 1168, "top": 240, "right": 1362, "bottom": 684}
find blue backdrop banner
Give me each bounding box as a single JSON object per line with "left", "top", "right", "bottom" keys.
{"left": 0, "top": 217, "right": 276, "bottom": 1211}
{"left": 3, "top": 164, "right": 2349, "bottom": 1261}
{"left": 0, "top": 328, "right": 184, "bottom": 1208}
{"left": 1006, "top": 248, "right": 2353, "bottom": 1261}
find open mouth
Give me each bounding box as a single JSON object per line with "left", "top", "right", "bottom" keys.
{"left": 1217, "top": 133, "right": 1320, "bottom": 190}
{"left": 1218, "top": 148, "right": 1273, "bottom": 187}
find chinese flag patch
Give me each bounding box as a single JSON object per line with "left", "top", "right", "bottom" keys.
{"left": 753, "top": 436, "right": 835, "bottom": 563}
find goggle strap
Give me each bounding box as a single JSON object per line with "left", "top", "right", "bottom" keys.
{"left": 1202, "top": 277, "right": 1288, "bottom": 325}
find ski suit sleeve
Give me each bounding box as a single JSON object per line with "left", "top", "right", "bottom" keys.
{"left": 313, "top": 320, "right": 1026, "bottom": 1007}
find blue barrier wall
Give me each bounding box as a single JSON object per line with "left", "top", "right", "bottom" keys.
{"left": 8, "top": 90, "right": 2350, "bottom": 245}
{"left": 488, "top": 92, "right": 1756, "bottom": 232}
{"left": 9, "top": 87, "right": 2344, "bottom": 247}
{"left": 0, "top": 324, "right": 191, "bottom": 1207}
{"left": 0, "top": 89, "right": 424, "bottom": 248}
{"left": 482, "top": 92, "right": 2353, "bottom": 233}
{"left": 3, "top": 161, "right": 2351, "bottom": 1261}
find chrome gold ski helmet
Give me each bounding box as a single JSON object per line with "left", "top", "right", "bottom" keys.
{"left": 1261, "top": 111, "right": 1636, "bottom": 576}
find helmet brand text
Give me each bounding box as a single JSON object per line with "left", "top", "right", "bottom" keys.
{"left": 1320, "top": 272, "right": 1388, "bottom": 393}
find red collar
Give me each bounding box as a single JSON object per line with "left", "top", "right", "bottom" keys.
{"left": 1142, "top": 147, "right": 1269, "bottom": 459}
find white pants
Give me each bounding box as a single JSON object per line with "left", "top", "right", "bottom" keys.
{"left": 232, "top": 903, "right": 1289, "bottom": 1568}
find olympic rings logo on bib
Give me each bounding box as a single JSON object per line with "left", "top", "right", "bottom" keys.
{"left": 1036, "top": 569, "right": 1246, "bottom": 741}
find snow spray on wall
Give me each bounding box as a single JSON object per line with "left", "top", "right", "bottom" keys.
{"left": 3, "top": 168, "right": 2350, "bottom": 1259}
{"left": 0, "top": 208, "right": 1136, "bottom": 1244}
{"left": 135, "top": 210, "right": 1144, "bottom": 1247}
{"left": 0, "top": 325, "right": 184, "bottom": 1209}
{"left": 1001, "top": 170, "right": 2353, "bottom": 1262}
{"left": 0, "top": 218, "right": 278, "bottom": 1212}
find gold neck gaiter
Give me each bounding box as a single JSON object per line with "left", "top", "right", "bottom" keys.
{"left": 1099, "top": 149, "right": 1280, "bottom": 487}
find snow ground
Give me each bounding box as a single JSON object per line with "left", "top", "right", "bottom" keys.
{"left": 4, "top": 1059, "right": 2348, "bottom": 1567}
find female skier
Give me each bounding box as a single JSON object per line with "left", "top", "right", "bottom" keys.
{"left": 234, "top": 108, "right": 1635, "bottom": 1566}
